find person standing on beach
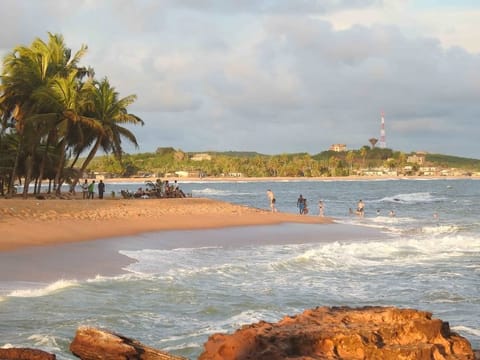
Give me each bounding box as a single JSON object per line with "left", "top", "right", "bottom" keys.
{"left": 98, "top": 180, "right": 105, "bottom": 199}
{"left": 356, "top": 199, "right": 365, "bottom": 217}
{"left": 297, "top": 194, "right": 305, "bottom": 215}
{"left": 88, "top": 180, "right": 95, "bottom": 199}
{"left": 303, "top": 197, "right": 309, "bottom": 215}
{"left": 266, "top": 189, "right": 277, "bottom": 212}
{"left": 318, "top": 200, "right": 324, "bottom": 217}
{"left": 82, "top": 179, "right": 89, "bottom": 199}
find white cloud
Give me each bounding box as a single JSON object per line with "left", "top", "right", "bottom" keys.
{"left": 1, "top": 0, "right": 480, "bottom": 158}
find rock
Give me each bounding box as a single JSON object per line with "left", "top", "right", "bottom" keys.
{"left": 70, "top": 326, "right": 187, "bottom": 360}
{"left": 199, "top": 306, "right": 476, "bottom": 360}
{"left": 0, "top": 348, "right": 56, "bottom": 360}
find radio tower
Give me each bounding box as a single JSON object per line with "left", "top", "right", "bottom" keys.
{"left": 379, "top": 111, "right": 386, "bottom": 148}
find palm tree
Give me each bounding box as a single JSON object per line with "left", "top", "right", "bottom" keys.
{"left": 0, "top": 33, "right": 89, "bottom": 196}
{"left": 345, "top": 150, "right": 355, "bottom": 175}
{"left": 360, "top": 147, "right": 368, "bottom": 168}
{"left": 1, "top": 33, "right": 143, "bottom": 196}
{"left": 44, "top": 71, "right": 103, "bottom": 194}
{"left": 69, "top": 77, "right": 143, "bottom": 190}
{"left": 328, "top": 156, "right": 339, "bottom": 176}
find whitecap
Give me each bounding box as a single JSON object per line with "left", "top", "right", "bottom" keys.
{"left": 192, "top": 188, "right": 235, "bottom": 196}
{"left": 421, "top": 224, "right": 459, "bottom": 235}
{"left": 120, "top": 247, "right": 234, "bottom": 278}
{"left": 377, "top": 192, "right": 445, "bottom": 204}
{"left": 7, "top": 279, "right": 78, "bottom": 298}
{"left": 335, "top": 217, "right": 406, "bottom": 235}
{"left": 28, "top": 334, "right": 60, "bottom": 350}
{"left": 452, "top": 325, "right": 480, "bottom": 337}
{"left": 85, "top": 273, "right": 148, "bottom": 283}
{"left": 275, "top": 234, "right": 480, "bottom": 270}
{"left": 163, "top": 342, "right": 202, "bottom": 352}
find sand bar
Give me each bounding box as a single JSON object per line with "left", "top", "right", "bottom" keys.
{"left": 0, "top": 197, "right": 333, "bottom": 252}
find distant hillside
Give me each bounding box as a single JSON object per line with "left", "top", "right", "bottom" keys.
{"left": 426, "top": 153, "right": 480, "bottom": 171}
{"left": 202, "top": 151, "right": 266, "bottom": 158}
{"left": 87, "top": 147, "right": 480, "bottom": 178}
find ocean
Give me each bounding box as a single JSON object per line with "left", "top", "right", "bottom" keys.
{"left": 1, "top": 178, "right": 479, "bottom": 359}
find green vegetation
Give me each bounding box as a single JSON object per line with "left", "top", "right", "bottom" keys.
{"left": 0, "top": 33, "right": 143, "bottom": 196}
{"left": 425, "top": 154, "right": 480, "bottom": 172}
{"left": 86, "top": 146, "right": 480, "bottom": 178}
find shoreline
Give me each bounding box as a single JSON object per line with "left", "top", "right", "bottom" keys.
{"left": 2, "top": 175, "right": 476, "bottom": 253}
{"left": 94, "top": 174, "right": 479, "bottom": 183}
{"left": 0, "top": 197, "right": 333, "bottom": 253}
{"left": 0, "top": 222, "right": 384, "bottom": 283}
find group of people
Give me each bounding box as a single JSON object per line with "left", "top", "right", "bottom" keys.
{"left": 296, "top": 194, "right": 309, "bottom": 215}
{"left": 265, "top": 191, "right": 402, "bottom": 219}
{"left": 265, "top": 190, "right": 406, "bottom": 219}
{"left": 122, "top": 179, "right": 187, "bottom": 199}
{"left": 266, "top": 190, "right": 326, "bottom": 217}
{"left": 81, "top": 179, "right": 105, "bottom": 199}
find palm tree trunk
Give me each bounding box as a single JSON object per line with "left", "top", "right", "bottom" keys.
{"left": 8, "top": 137, "right": 23, "bottom": 198}
{"left": 54, "top": 138, "right": 67, "bottom": 195}
{"left": 37, "top": 134, "right": 53, "bottom": 195}
{"left": 70, "top": 137, "right": 101, "bottom": 192}
{"left": 22, "top": 155, "right": 33, "bottom": 198}
{"left": 68, "top": 149, "right": 84, "bottom": 192}
{"left": 69, "top": 151, "right": 81, "bottom": 170}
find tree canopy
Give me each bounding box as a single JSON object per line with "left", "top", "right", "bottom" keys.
{"left": 0, "top": 33, "right": 143, "bottom": 196}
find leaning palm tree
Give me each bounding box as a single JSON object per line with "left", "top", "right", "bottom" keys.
{"left": 69, "top": 77, "right": 143, "bottom": 190}
{"left": 42, "top": 71, "right": 102, "bottom": 194}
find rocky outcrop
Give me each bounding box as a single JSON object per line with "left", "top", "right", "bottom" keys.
{"left": 70, "top": 326, "right": 187, "bottom": 360}
{"left": 2, "top": 307, "right": 477, "bottom": 359}
{"left": 0, "top": 348, "right": 56, "bottom": 360}
{"left": 199, "top": 306, "right": 476, "bottom": 360}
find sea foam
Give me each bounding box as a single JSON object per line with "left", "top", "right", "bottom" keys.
{"left": 452, "top": 325, "right": 480, "bottom": 337}
{"left": 7, "top": 279, "right": 78, "bottom": 298}
{"left": 377, "top": 192, "right": 445, "bottom": 204}
{"left": 28, "top": 334, "right": 60, "bottom": 350}
{"left": 192, "top": 188, "right": 250, "bottom": 196}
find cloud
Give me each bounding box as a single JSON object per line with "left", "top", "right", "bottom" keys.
{"left": 1, "top": 0, "right": 480, "bottom": 158}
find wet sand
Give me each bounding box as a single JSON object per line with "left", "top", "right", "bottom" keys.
{"left": 0, "top": 197, "right": 332, "bottom": 252}
{"left": 0, "top": 222, "right": 384, "bottom": 283}
{"left": 0, "top": 197, "right": 387, "bottom": 283}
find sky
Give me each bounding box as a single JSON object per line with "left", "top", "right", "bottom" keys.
{"left": 1, "top": 0, "right": 480, "bottom": 158}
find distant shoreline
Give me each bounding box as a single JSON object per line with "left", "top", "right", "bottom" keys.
{"left": 97, "top": 174, "right": 479, "bottom": 183}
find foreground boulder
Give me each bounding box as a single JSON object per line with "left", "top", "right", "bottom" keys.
{"left": 0, "top": 348, "right": 56, "bottom": 360}
{"left": 199, "top": 306, "right": 475, "bottom": 360}
{"left": 70, "top": 326, "right": 187, "bottom": 360}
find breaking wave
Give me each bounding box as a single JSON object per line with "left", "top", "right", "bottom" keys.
{"left": 377, "top": 192, "right": 445, "bottom": 204}
{"left": 7, "top": 279, "right": 78, "bottom": 298}
{"left": 192, "top": 188, "right": 250, "bottom": 196}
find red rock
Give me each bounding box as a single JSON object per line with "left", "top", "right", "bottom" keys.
{"left": 70, "top": 326, "right": 187, "bottom": 359}
{"left": 0, "top": 348, "right": 56, "bottom": 360}
{"left": 198, "top": 306, "right": 476, "bottom": 360}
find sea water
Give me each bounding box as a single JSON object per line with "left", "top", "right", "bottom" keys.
{"left": 0, "top": 178, "right": 479, "bottom": 359}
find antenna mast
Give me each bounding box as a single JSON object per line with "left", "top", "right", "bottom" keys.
{"left": 379, "top": 111, "right": 386, "bottom": 148}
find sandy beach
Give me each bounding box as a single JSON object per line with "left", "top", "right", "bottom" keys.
{"left": 0, "top": 197, "right": 333, "bottom": 252}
